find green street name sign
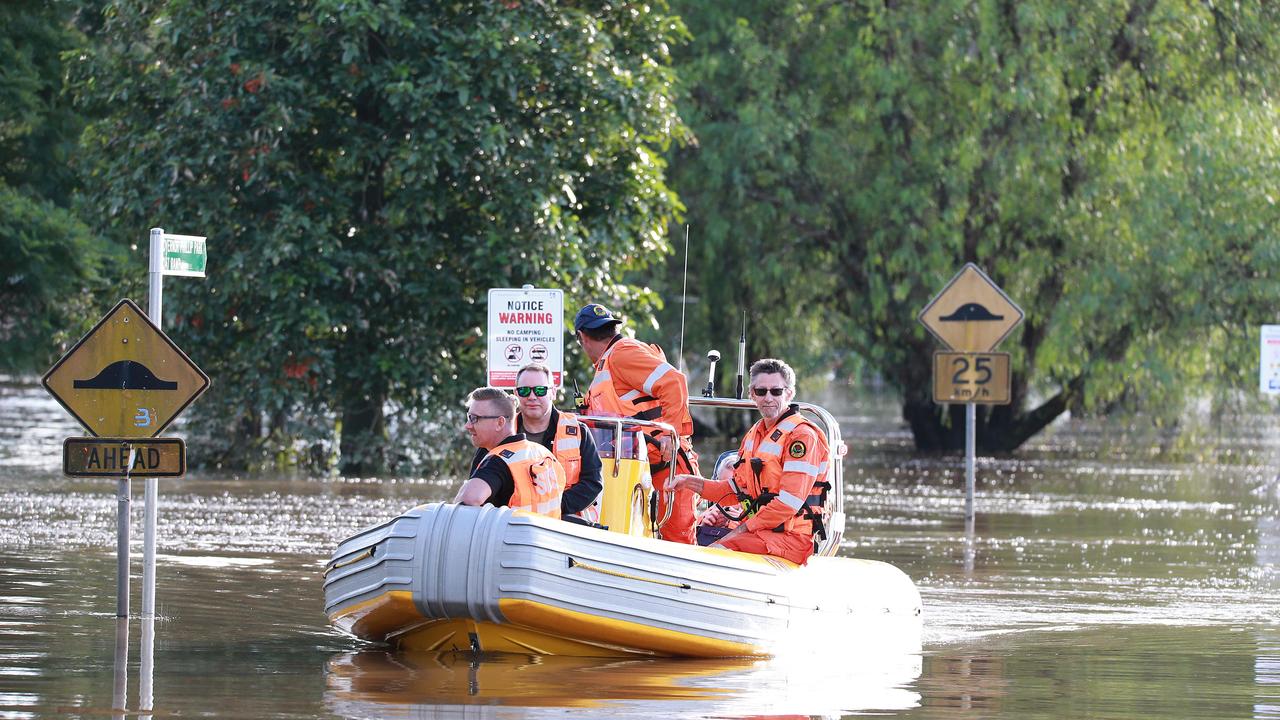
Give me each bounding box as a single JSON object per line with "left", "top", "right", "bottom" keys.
{"left": 162, "top": 233, "right": 207, "bottom": 277}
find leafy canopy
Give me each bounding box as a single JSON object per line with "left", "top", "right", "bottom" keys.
{"left": 73, "top": 0, "right": 688, "bottom": 471}
{"left": 666, "top": 0, "right": 1280, "bottom": 450}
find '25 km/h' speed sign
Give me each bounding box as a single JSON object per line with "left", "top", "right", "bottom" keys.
{"left": 933, "top": 351, "right": 1011, "bottom": 405}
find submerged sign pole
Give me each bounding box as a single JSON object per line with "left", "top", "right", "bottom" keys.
{"left": 116, "top": 447, "right": 135, "bottom": 617}
{"left": 144, "top": 229, "right": 163, "bottom": 620}
{"left": 965, "top": 403, "right": 976, "bottom": 518}
{"left": 918, "top": 264, "right": 1023, "bottom": 521}
{"left": 142, "top": 227, "right": 207, "bottom": 619}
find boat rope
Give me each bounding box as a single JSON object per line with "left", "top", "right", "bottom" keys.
{"left": 323, "top": 547, "right": 374, "bottom": 576}
{"left": 566, "top": 556, "right": 816, "bottom": 609}
{"left": 568, "top": 556, "right": 691, "bottom": 589}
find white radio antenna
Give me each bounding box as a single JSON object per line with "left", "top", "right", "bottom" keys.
{"left": 677, "top": 224, "right": 690, "bottom": 374}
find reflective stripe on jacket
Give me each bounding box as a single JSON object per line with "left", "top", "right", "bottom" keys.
{"left": 586, "top": 337, "right": 693, "bottom": 436}
{"left": 487, "top": 439, "right": 566, "bottom": 519}
{"left": 731, "top": 406, "right": 831, "bottom": 541}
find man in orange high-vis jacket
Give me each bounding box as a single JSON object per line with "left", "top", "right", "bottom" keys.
{"left": 455, "top": 386, "right": 566, "bottom": 518}
{"left": 509, "top": 363, "right": 603, "bottom": 523}
{"left": 669, "top": 358, "right": 831, "bottom": 565}
{"left": 573, "top": 303, "right": 700, "bottom": 543}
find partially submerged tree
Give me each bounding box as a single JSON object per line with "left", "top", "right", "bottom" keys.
{"left": 667, "top": 0, "right": 1280, "bottom": 451}
{"left": 73, "top": 1, "right": 687, "bottom": 472}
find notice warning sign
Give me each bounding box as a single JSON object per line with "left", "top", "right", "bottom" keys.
{"left": 487, "top": 288, "right": 564, "bottom": 388}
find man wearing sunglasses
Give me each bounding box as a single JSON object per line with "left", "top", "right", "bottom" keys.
{"left": 455, "top": 386, "right": 567, "bottom": 518}
{"left": 511, "top": 363, "right": 604, "bottom": 523}
{"left": 574, "top": 302, "right": 700, "bottom": 544}
{"left": 668, "top": 358, "right": 831, "bottom": 565}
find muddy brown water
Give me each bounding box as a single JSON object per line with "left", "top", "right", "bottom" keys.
{"left": 1, "top": 378, "right": 1278, "bottom": 718}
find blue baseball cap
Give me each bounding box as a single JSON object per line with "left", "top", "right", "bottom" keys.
{"left": 573, "top": 303, "right": 623, "bottom": 332}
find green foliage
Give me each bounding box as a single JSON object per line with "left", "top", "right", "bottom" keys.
{"left": 665, "top": 0, "right": 1280, "bottom": 450}
{"left": 71, "top": 0, "right": 687, "bottom": 472}
{"left": 0, "top": 0, "right": 109, "bottom": 372}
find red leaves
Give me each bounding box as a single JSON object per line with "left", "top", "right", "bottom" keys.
{"left": 221, "top": 97, "right": 238, "bottom": 110}
{"left": 243, "top": 74, "right": 264, "bottom": 93}
{"left": 229, "top": 62, "right": 241, "bottom": 76}
{"left": 283, "top": 355, "right": 313, "bottom": 379}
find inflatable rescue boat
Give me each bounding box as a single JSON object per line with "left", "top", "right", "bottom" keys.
{"left": 323, "top": 397, "right": 922, "bottom": 657}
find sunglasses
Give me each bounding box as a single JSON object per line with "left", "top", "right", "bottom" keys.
{"left": 751, "top": 387, "right": 787, "bottom": 397}
{"left": 515, "top": 385, "right": 550, "bottom": 398}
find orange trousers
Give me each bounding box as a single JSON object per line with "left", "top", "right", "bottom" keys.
{"left": 719, "top": 530, "right": 814, "bottom": 565}
{"left": 651, "top": 441, "right": 698, "bottom": 544}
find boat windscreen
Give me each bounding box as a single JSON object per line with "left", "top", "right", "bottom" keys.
{"left": 584, "top": 426, "right": 644, "bottom": 461}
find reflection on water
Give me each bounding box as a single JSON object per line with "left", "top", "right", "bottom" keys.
{"left": 1, "top": 378, "right": 1280, "bottom": 718}
{"left": 324, "top": 650, "right": 921, "bottom": 718}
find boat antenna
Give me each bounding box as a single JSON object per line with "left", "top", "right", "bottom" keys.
{"left": 703, "top": 349, "right": 720, "bottom": 397}
{"left": 735, "top": 311, "right": 746, "bottom": 399}
{"left": 677, "top": 223, "right": 690, "bottom": 375}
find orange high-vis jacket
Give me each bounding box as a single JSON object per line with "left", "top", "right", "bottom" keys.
{"left": 701, "top": 406, "right": 831, "bottom": 542}
{"left": 549, "top": 411, "right": 600, "bottom": 524}
{"left": 486, "top": 438, "right": 567, "bottom": 519}
{"left": 586, "top": 337, "right": 693, "bottom": 436}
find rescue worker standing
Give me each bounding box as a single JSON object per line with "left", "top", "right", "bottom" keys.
{"left": 668, "top": 359, "right": 830, "bottom": 565}
{"left": 511, "top": 363, "right": 604, "bottom": 523}
{"left": 574, "top": 303, "right": 700, "bottom": 544}
{"left": 455, "top": 386, "right": 566, "bottom": 518}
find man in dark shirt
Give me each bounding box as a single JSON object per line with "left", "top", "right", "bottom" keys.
{"left": 511, "top": 363, "right": 603, "bottom": 521}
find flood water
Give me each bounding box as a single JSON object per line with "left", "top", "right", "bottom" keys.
{"left": 2, "top": 376, "right": 1278, "bottom": 718}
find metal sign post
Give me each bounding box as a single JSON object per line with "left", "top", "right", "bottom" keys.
{"left": 116, "top": 448, "right": 135, "bottom": 618}
{"left": 142, "top": 227, "right": 207, "bottom": 619}
{"left": 144, "top": 229, "right": 162, "bottom": 621}
{"left": 918, "top": 264, "right": 1024, "bottom": 520}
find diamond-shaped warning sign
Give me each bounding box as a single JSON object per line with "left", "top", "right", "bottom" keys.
{"left": 42, "top": 299, "right": 209, "bottom": 437}
{"left": 918, "top": 264, "right": 1024, "bottom": 352}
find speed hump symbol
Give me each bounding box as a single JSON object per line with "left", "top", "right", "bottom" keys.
{"left": 918, "top": 264, "right": 1023, "bottom": 353}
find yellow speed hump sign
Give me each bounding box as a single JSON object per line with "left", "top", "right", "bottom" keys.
{"left": 42, "top": 299, "right": 209, "bottom": 438}
{"left": 918, "top": 264, "right": 1023, "bottom": 353}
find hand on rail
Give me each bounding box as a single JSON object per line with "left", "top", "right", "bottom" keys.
{"left": 658, "top": 435, "right": 674, "bottom": 464}
{"left": 667, "top": 473, "right": 705, "bottom": 494}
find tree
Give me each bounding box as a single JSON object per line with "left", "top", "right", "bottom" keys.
{"left": 665, "top": 0, "right": 1280, "bottom": 451}
{"left": 72, "top": 0, "right": 687, "bottom": 473}
{"left": 0, "top": 0, "right": 109, "bottom": 372}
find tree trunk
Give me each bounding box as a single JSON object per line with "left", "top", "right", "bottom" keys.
{"left": 339, "top": 385, "right": 388, "bottom": 476}
{"left": 902, "top": 375, "right": 1084, "bottom": 453}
